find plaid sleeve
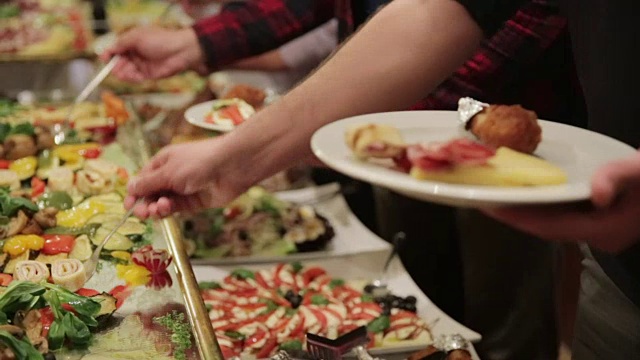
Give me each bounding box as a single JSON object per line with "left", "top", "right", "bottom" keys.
{"left": 455, "top": 0, "right": 531, "bottom": 36}
{"left": 413, "top": 0, "right": 567, "bottom": 111}
{"left": 193, "top": 0, "right": 336, "bottom": 70}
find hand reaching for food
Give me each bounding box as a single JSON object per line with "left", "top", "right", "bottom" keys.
{"left": 124, "top": 138, "right": 249, "bottom": 219}
{"left": 102, "top": 26, "right": 207, "bottom": 83}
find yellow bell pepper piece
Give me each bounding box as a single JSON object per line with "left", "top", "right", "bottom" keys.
{"left": 111, "top": 251, "right": 131, "bottom": 261}
{"left": 116, "top": 263, "right": 151, "bottom": 287}
{"left": 53, "top": 143, "right": 101, "bottom": 163}
{"left": 8, "top": 156, "right": 37, "bottom": 181}
{"left": 4, "top": 235, "right": 45, "bottom": 257}
{"left": 56, "top": 199, "right": 106, "bottom": 228}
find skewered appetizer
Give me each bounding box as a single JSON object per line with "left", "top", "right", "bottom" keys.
{"left": 346, "top": 117, "right": 567, "bottom": 187}
{"left": 185, "top": 187, "right": 334, "bottom": 259}
{"left": 200, "top": 263, "right": 431, "bottom": 358}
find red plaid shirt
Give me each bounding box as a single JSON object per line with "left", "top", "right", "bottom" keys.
{"left": 193, "top": 0, "right": 582, "bottom": 121}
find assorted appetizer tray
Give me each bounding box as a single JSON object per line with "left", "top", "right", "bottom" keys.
{"left": 193, "top": 253, "right": 482, "bottom": 359}
{"left": 0, "top": 0, "right": 94, "bottom": 62}
{"left": 185, "top": 184, "right": 390, "bottom": 265}
{"left": 0, "top": 96, "right": 216, "bottom": 359}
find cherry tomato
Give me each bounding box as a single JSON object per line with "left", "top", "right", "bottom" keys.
{"left": 42, "top": 234, "right": 75, "bottom": 255}
{"left": 31, "top": 177, "right": 46, "bottom": 198}
{"left": 0, "top": 274, "right": 13, "bottom": 286}
{"left": 81, "top": 148, "right": 102, "bottom": 159}
{"left": 76, "top": 288, "right": 100, "bottom": 297}
{"left": 0, "top": 160, "right": 10, "bottom": 169}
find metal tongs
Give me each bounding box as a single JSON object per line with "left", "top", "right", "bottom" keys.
{"left": 53, "top": 55, "right": 121, "bottom": 144}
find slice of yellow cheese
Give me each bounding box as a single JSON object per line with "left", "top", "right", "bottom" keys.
{"left": 410, "top": 147, "right": 567, "bottom": 186}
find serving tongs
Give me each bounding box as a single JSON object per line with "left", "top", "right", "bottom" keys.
{"left": 53, "top": 55, "right": 121, "bottom": 145}
{"left": 84, "top": 198, "right": 143, "bottom": 281}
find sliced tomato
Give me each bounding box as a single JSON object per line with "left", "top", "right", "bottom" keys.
{"left": 109, "top": 285, "right": 132, "bottom": 309}
{"left": 81, "top": 147, "right": 102, "bottom": 159}
{"left": 349, "top": 312, "right": 378, "bottom": 322}
{"left": 302, "top": 267, "right": 326, "bottom": 285}
{"left": 219, "top": 105, "right": 245, "bottom": 125}
{"left": 255, "top": 336, "right": 277, "bottom": 358}
{"left": 288, "top": 313, "right": 306, "bottom": 338}
{"left": 339, "top": 323, "right": 359, "bottom": 335}
{"left": 39, "top": 308, "right": 54, "bottom": 337}
{"left": 308, "top": 307, "right": 328, "bottom": 333}
{"left": 254, "top": 271, "right": 270, "bottom": 289}
{"left": 390, "top": 310, "right": 418, "bottom": 323}
{"left": 367, "top": 332, "right": 376, "bottom": 348}
{"left": 76, "top": 288, "right": 100, "bottom": 297}
{"left": 31, "top": 177, "right": 46, "bottom": 198}
{"left": 220, "top": 346, "right": 238, "bottom": 359}
{"left": 0, "top": 160, "right": 10, "bottom": 169}
{"left": 273, "top": 264, "right": 286, "bottom": 288}
{"left": 244, "top": 328, "right": 268, "bottom": 347}
{"left": 0, "top": 274, "right": 13, "bottom": 286}
{"left": 323, "top": 307, "right": 345, "bottom": 321}
{"left": 42, "top": 234, "right": 75, "bottom": 255}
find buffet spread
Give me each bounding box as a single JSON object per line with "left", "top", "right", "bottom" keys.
{"left": 0, "top": 1, "right": 484, "bottom": 359}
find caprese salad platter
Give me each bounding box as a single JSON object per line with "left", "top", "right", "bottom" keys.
{"left": 197, "top": 262, "right": 432, "bottom": 359}
{"left": 0, "top": 97, "right": 216, "bottom": 359}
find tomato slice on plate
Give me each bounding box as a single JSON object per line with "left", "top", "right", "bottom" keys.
{"left": 219, "top": 105, "right": 245, "bottom": 125}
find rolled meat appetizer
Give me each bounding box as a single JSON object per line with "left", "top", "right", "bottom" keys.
{"left": 14, "top": 261, "right": 50, "bottom": 283}
{"left": 51, "top": 259, "right": 86, "bottom": 292}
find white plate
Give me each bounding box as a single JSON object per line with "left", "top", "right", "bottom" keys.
{"left": 189, "top": 183, "right": 391, "bottom": 265}
{"left": 311, "top": 111, "right": 637, "bottom": 208}
{"left": 184, "top": 100, "right": 238, "bottom": 132}
{"left": 193, "top": 251, "right": 482, "bottom": 359}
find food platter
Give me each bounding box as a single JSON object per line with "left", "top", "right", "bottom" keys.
{"left": 192, "top": 251, "right": 481, "bottom": 359}
{"left": 311, "top": 110, "right": 637, "bottom": 208}
{"left": 0, "top": 96, "right": 219, "bottom": 359}
{"left": 187, "top": 183, "right": 391, "bottom": 266}
{"left": 0, "top": 1, "right": 95, "bottom": 63}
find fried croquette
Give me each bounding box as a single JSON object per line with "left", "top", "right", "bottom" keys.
{"left": 469, "top": 104, "right": 542, "bottom": 154}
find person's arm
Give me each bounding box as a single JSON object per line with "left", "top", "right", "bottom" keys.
{"left": 194, "top": 0, "right": 336, "bottom": 70}
{"left": 126, "top": 0, "right": 527, "bottom": 218}
{"left": 221, "top": 0, "right": 486, "bottom": 187}
{"left": 226, "top": 19, "right": 338, "bottom": 72}
{"left": 106, "top": 0, "right": 335, "bottom": 81}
